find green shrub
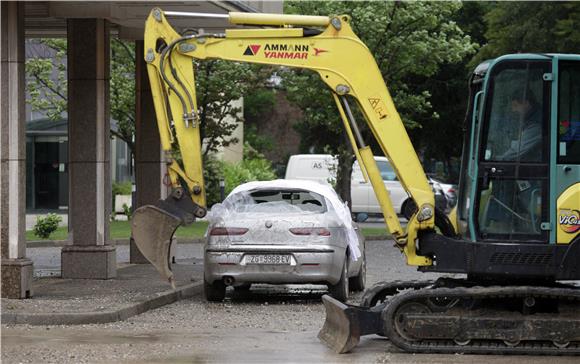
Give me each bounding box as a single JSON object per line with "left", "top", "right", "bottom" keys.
{"left": 223, "top": 162, "right": 253, "bottom": 196}
{"left": 122, "top": 203, "right": 132, "bottom": 220}
{"left": 33, "top": 213, "right": 63, "bottom": 239}
{"left": 112, "top": 181, "right": 132, "bottom": 196}
{"left": 204, "top": 142, "right": 277, "bottom": 205}
{"left": 223, "top": 143, "right": 276, "bottom": 195}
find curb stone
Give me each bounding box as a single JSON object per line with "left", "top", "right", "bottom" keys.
{"left": 1, "top": 281, "right": 203, "bottom": 326}
{"left": 26, "top": 238, "right": 206, "bottom": 248}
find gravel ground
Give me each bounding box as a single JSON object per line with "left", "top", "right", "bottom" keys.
{"left": 3, "top": 240, "right": 575, "bottom": 364}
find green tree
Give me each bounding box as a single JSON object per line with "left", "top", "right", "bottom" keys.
{"left": 26, "top": 40, "right": 271, "bottom": 169}
{"left": 195, "top": 61, "right": 272, "bottom": 157}
{"left": 110, "top": 39, "right": 136, "bottom": 153}
{"left": 26, "top": 38, "right": 136, "bottom": 155}
{"left": 26, "top": 39, "right": 68, "bottom": 121}
{"left": 243, "top": 88, "right": 276, "bottom": 153}
{"left": 472, "top": 2, "right": 580, "bottom": 67}
{"left": 283, "top": 1, "right": 477, "bottom": 203}
{"left": 411, "top": 1, "right": 489, "bottom": 181}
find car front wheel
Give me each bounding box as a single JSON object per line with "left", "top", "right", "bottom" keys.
{"left": 204, "top": 278, "right": 226, "bottom": 302}
{"left": 329, "top": 258, "right": 349, "bottom": 302}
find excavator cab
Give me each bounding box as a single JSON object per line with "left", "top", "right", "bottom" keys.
{"left": 413, "top": 54, "right": 580, "bottom": 280}
{"left": 457, "top": 54, "right": 580, "bottom": 248}
{"left": 460, "top": 56, "right": 560, "bottom": 242}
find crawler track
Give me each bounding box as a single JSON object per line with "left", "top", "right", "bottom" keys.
{"left": 382, "top": 285, "right": 580, "bottom": 355}
{"left": 360, "top": 280, "right": 435, "bottom": 307}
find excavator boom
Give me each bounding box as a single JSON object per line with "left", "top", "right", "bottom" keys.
{"left": 132, "top": 7, "right": 438, "bottom": 286}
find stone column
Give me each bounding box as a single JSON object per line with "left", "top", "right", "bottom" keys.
{"left": 130, "top": 40, "right": 168, "bottom": 264}
{"left": 61, "top": 18, "right": 116, "bottom": 279}
{"left": 0, "top": 2, "right": 33, "bottom": 298}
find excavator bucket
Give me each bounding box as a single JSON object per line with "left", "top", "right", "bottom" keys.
{"left": 131, "top": 190, "right": 205, "bottom": 289}
{"left": 318, "top": 295, "right": 385, "bottom": 354}
{"left": 131, "top": 205, "right": 182, "bottom": 289}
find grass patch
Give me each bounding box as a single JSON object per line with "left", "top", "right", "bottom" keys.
{"left": 26, "top": 220, "right": 387, "bottom": 241}
{"left": 26, "top": 220, "right": 210, "bottom": 241}
{"left": 361, "top": 227, "right": 389, "bottom": 236}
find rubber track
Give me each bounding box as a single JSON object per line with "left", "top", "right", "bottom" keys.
{"left": 383, "top": 285, "right": 580, "bottom": 355}
{"left": 360, "top": 280, "right": 435, "bottom": 307}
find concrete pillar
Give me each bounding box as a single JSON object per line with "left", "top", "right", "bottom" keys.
{"left": 61, "top": 18, "right": 116, "bottom": 279}
{"left": 1, "top": 2, "right": 33, "bottom": 299}
{"left": 130, "top": 40, "right": 168, "bottom": 264}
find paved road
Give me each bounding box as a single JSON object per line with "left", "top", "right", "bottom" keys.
{"left": 4, "top": 240, "right": 576, "bottom": 364}
{"left": 27, "top": 243, "right": 205, "bottom": 277}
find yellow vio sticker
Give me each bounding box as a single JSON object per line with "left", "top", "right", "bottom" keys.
{"left": 559, "top": 209, "right": 580, "bottom": 234}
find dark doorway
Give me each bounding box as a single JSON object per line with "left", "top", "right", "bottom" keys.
{"left": 35, "top": 142, "right": 60, "bottom": 209}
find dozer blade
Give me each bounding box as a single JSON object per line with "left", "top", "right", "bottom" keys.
{"left": 131, "top": 205, "right": 182, "bottom": 289}
{"left": 318, "top": 295, "right": 385, "bottom": 354}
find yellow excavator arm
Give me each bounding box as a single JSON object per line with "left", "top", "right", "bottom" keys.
{"left": 132, "top": 8, "right": 437, "bottom": 287}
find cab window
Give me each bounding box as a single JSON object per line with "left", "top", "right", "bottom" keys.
{"left": 481, "top": 62, "right": 549, "bottom": 163}
{"left": 558, "top": 61, "right": 580, "bottom": 164}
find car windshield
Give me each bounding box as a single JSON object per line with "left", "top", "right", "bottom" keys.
{"left": 225, "top": 189, "right": 328, "bottom": 214}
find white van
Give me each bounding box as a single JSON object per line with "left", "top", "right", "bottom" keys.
{"left": 285, "top": 154, "right": 409, "bottom": 217}
{"left": 351, "top": 157, "right": 408, "bottom": 216}
{"left": 284, "top": 154, "right": 338, "bottom": 184}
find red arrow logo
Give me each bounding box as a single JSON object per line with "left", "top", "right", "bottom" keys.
{"left": 314, "top": 48, "right": 328, "bottom": 56}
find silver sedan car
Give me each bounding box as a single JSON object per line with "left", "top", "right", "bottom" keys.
{"left": 203, "top": 180, "right": 366, "bottom": 302}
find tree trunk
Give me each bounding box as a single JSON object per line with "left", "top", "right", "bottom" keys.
{"left": 335, "top": 133, "right": 354, "bottom": 210}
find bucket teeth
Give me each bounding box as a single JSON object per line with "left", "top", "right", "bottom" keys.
{"left": 131, "top": 205, "right": 182, "bottom": 288}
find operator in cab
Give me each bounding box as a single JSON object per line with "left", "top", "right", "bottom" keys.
{"left": 498, "top": 88, "right": 542, "bottom": 162}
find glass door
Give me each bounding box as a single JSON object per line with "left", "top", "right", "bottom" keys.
{"left": 475, "top": 60, "right": 551, "bottom": 242}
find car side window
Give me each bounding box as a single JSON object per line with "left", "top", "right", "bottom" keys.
{"left": 377, "top": 161, "right": 397, "bottom": 181}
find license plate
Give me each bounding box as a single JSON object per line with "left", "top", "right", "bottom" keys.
{"left": 246, "top": 254, "right": 291, "bottom": 265}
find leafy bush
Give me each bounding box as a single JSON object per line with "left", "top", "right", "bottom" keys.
{"left": 223, "top": 143, "right": 277, "bottom": 195}
{"left": 204, "top": 142, "right": 277, "bottom": 206}
{"left": 122, "top": 203, "right": 132, "bottom": 220}
{"left": 112, "top": 181, "right": 132, "bottom": 196}
{"left": 33, "top": 213, "right": 63, "bottom": 239}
